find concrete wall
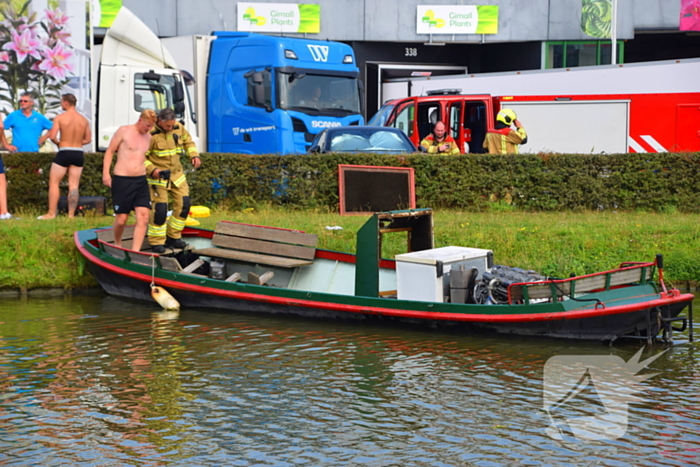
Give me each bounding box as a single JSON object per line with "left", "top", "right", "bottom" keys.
{"left": 122, "top": 0, "right": 682, "bottom": 41}
{"left": 632, "top": 0, "right": 682, "bottom": 29}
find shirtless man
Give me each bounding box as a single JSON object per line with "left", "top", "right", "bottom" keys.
{"left": 102, "top": 109, "right": 157, "bottom": 252}
{"left": 38, "top": 94, "right": 92, "bottom": 219}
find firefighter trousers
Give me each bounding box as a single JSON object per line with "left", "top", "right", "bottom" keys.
{"left": 148, "top": 181, "right": 190, "bottom": 245}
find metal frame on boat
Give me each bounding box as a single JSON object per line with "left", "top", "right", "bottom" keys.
{"left": 74, "top": 208, "right": 694, "bottom": 343}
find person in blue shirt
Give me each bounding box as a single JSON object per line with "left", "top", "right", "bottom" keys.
{"left": 3, "top": 93, "right": 53, "bottom": 152}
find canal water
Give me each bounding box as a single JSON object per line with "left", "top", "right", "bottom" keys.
{"left": 0, "top": 293, "right": 698, "bottom": 466}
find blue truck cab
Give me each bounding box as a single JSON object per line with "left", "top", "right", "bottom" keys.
{"left": 207, "top": 32, "right": 364, "bottom": 154}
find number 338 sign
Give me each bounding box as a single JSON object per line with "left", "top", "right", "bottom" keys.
{"left": 405, "top": 47, "right": 418, "bottom": 57}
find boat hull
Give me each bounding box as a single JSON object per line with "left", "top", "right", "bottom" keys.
{"left": 85, "top": 257, "right": 691, "bottom": 342}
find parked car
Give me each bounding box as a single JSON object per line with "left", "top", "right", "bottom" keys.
{"left": 307, "top": 126, "right": 420, "bottom": 154}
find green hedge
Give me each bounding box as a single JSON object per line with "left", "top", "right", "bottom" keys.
{"left": 3, "top": 152, "right": 699, "bottom": 212}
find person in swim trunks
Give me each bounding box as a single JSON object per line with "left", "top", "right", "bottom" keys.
{"left": 111, "top": 175, "right": 152, "bottom": 220}
{"left": 102, "top": 109, "right": 157, "bottom": 252}
{"left": 38, "top": 94, "right": 92, "bottom": 219}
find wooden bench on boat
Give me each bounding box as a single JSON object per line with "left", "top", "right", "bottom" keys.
{"left": 508, "top": 262, "right": 655, "bottom": 304}
{"left": 193, "top": 221, "right": 318, "bottom": 268}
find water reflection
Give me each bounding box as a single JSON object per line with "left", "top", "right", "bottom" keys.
{"left": 0, "top": 294, "right": 697, "bottom": 466}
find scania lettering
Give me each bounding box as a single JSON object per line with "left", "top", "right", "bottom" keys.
{"left": 311, "top": 121, "right": 342, "bottom": 128}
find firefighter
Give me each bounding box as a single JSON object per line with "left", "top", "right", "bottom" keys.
{"left": 420, "top": 121, "right": 460, "bottom": 155}
{"left": 145, "top": 108, "right": 201, "bottom": 253}
{"left": 483, "top": 109, "right": 527, "bottom": 154}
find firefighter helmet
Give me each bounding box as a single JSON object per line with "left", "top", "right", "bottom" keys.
{"left": 496, "top": 108, "right": 517, "bottom": 125}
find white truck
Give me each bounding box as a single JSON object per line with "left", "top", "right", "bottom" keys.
{"left": 96, "top": 7, "right": 195, "bottom": 150}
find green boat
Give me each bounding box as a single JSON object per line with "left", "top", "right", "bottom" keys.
{"left": 74, "top": 208, "right": 694, "bottom": 343}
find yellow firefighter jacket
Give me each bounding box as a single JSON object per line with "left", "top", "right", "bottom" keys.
{"left": 145, "top": 122, "right": 199, "bottom": 188}
{"left": 483, "top": 127, "right": 527, "bottom": 155}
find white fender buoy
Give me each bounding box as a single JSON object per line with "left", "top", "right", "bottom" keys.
{"left": 151, "top": 286, "right": 180, "bottom": 311}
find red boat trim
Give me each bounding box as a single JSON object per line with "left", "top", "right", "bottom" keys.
{"left": 75, "top": 232, "right": 693, "bottom": 324}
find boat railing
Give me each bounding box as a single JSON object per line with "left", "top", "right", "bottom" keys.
{"left": 507, "top": 261, "right": 656, "bottom": 305}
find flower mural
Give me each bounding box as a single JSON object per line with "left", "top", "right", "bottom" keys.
{"left": 3, "top": 28, "right": 43, "bottom": 63}
{"left": 0, "top": 51, "right": 10, "bottom": 71}
{"left": 38, "top": 42, "right": 74, "bottom": 80}
{"left": 0, "top": 0, "right": 75, "bottom": 117}
{"left": 680, "top": 0, "right": 700, "bottom": 31}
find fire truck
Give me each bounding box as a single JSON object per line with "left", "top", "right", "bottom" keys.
{"left": 369, "top": 59, "right": 700, "bottom": 154}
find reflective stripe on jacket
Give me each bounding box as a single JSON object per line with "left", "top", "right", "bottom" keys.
{"left": 483, "top": 127, "right": 527, "bottom": 155}
{"left": 419, "top": 134, "right": 460, "bottom": 155}
{"left": 145, "top": 123, "right": 199, "bottom": 187}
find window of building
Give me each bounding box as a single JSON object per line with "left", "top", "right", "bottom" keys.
{"left": 545, "top": 41, "right": 624, "bottom": 68}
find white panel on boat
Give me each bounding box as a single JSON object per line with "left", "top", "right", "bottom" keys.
{"left": 290, "top": 259, "right": 356, "bottom": 295}
{"left": 396, "top": 247, "right": 492, "bottom": 303}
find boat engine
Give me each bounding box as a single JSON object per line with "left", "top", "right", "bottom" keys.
{"left": 473, "top": 265, "right": 548, "bottom": 304}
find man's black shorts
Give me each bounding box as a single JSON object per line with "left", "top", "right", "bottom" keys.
{"left": 112, "top": 175, "right": 151, "bottom": 214}
{"left": 53, "top": 148, "right": 84, "bottom": 168}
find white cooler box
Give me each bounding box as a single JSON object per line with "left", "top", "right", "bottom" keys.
{"left": 395, "top": 246, "right": 493, "bottom": 302}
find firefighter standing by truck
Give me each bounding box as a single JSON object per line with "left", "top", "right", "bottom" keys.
{"left": 145, "top": 108, "right": 201, "bottom": 254}
{"left": 483, "top": 109, "right": 527, "bottom": 154}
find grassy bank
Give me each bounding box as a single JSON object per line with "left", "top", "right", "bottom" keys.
{"left": 1, "top": 206, "right": 698, "bottom": 291}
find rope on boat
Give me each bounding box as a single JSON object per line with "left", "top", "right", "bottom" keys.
{"left": 150, "top": 255, "right": 156, "bottom": 289}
